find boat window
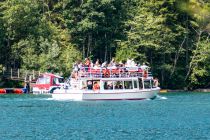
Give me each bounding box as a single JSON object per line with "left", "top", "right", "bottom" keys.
{"left": 144, "top": 80, "right": 151, "bottom": 89}
{"left": 104, "top": 81, "right": 113, "bottom": 90}
{"left": 87, "top": 80, "right": 93, "bottom": 90}
{"left": 124, "top": 81, "right": 133, "bottom": 89}
{"left": 53, "top": 78, "right": 59, "bottom": 85}
{"left": 36, "top": 76, "right": 50, "bottom": 84}
{"left": 133, "top": 80, "right": 138, "bottom": 89}
{"left": 82, "top": 81, "right": 87, "bottom": 89}
{"left": 58, "top": 78, "right": 64, "bottom": 83}
{"left": 114, "top": 81, "right": 123, "bottom": 89}
{"left": 139, "top": 79, "right": 143, "bottom": 89}
{"left": 151, "top": 80, "right": 155, "bottom": 88}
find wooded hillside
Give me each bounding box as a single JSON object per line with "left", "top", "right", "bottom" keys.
{"left": 0, "top": 0, "right": 210, "bottom": 89}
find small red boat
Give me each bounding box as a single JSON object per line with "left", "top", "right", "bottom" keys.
{"left": 32, "top": 73, "right": 64, "bottom": 94}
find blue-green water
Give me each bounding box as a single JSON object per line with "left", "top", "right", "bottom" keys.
{"left": 0, "top": 93, "right": 210, "bottom": 140}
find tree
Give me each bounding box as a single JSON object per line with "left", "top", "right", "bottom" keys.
{"left": 61, "top": 0, "right": 128, "bottom": 62}
{"left": 0, "top": 0, "right": 81, "bottom": 75}
{"left": 180, "top": 0, "right": 210, "bottom": 88}
{"left": 116, "top": 0, "right": 188, "bottom": 88}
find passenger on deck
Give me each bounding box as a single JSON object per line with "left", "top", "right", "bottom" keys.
{"left": 78, "top": 69, "right": 85, "bottom": 77}
{"left": 118, "top": 61, "right": 124, "bottom": 67}
{"left": 131, "top": 59, "right": 137, "bottom": 67}
{"left": 125, "top": 58, "right": 132, "bottom": 67}
{"left": 84, "top": 58, "right": 91, "bottom": 71}
{"left": 94, "top": 59, "right": 100, "bottom": 69}
{"left": 153, "top": 78, "right": 159, "bottom": 87}
{"left": 84, "top": 58, "right": 91, "bottom": 66}
{"left": 141, "top": 62, "right": 149, "bottom": 70}
{"left": 109, "top": 58, "right": 116, "bottom": 68}
{"left": 91, "top": 60, "right": 94, "bottom": 68}
{"left": 26, "top": 82, "right": 30, "bottom": 93}
{"left": 101, "top": 61, "right": 107, "bottom": 68}
{"left": 107, "top": 82, "right": 113, "bottom": 89}
{"left": 78, "top": 60, "right": 83, "bottom": 71}
{"left": 73, "top": 62, "right": 79, "bottom": 72}
{"left": 71, "top": 71, "right": 78, "bottom": 80}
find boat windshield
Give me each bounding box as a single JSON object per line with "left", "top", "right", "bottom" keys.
{"left": 53, "top": 77, "right": 64, "bottom": 84}
{"left": 36, "top": 76, "right": 50, "bottom": 84}
{"left": 58, "top": 78, "right": 64, "bottom": 83}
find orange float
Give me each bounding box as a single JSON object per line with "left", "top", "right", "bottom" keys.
{"left": 0, "top": 89, "right": 6, "bottom": 94}
{"left": 13, "top": 89, "right": 23, "bottom": 94}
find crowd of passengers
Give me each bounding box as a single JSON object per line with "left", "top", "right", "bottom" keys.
{"left": 69, "top": 58, "right": 159, "bottom": 90}
{"left": 72, "top": 57, "right": 149, "bottom": 73}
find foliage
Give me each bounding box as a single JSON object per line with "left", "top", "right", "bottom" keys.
{"left": 0, "top": 64, "right": 3, "bottom": 74}
{"left": 189, "top": 37, "right": 210, "bottom": 88}
{"left": 179, "top": 0, "right": 210, "bottom": 89}
{"left": 116, "top": 0, "right": 188, "bottom": 88}
{"left": 0, "top": 0, "right": 210, "bottom": 89}
{"left": 0, "top": 0, "right": 82, "bottom": 76}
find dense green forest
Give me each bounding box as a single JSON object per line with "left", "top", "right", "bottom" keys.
{"left": 0, "top": 0, "right": 210, "bottom": 89}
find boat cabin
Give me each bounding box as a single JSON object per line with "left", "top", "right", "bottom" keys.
{"left": 32, "top": 73, "right": 64, "bottom": 94}
{"left": 69, "top": 65, "right": 157, "bottom": 91}
{"left": 71, "top": 77, "right": 155, "bottom": 92}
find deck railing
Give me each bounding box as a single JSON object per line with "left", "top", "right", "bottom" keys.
{"left": 1, "top": 68, "right": 41, "bottom": 82}
{"left": 74, "top": 66, "right": 152, "bottom": 79}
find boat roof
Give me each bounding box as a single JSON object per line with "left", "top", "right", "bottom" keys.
{"left": 40, "top": 73, "right": 63, "bottom": 78}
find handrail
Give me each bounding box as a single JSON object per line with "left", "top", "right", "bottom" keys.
{"left": 73, "top": 66, "right": 152, "bottom": 79}
{"left": 1, "top": 68, "right": 41, "bottom": 82}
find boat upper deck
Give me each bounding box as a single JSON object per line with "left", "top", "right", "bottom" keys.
{"left": 72, "top": 66, "right": 153, "bottom": 80}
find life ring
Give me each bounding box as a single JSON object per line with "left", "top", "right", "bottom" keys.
{"left": 143, "top": 70, "right": 148, "bottom": 78}
{"left": 103, "top": 69, "right": 110, "bottom": 78}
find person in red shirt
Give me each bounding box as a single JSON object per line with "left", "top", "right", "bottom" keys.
{"left": 93, "top": 81, "right": 100, "bottom": 91}
{"left": 84, "top": 58, "right": 90, "bottom": 67}
{"left": 84, "top": 58, "right": 91, "bottom": 72}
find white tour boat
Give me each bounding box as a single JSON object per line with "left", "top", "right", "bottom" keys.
{"left": 52, "top": 66, "right": 160, "bottom": 100}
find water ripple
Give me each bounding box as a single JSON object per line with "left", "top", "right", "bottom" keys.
{"left": 0, "top": 93, "right": 210, "bottom": 139}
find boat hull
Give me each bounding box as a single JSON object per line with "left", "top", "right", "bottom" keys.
{"left": 52, "top": 88, "right": 160, "bottom": 100}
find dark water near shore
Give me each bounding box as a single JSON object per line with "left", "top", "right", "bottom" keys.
{"left": 0, "top": 92, "right": 210, "bottom": 140}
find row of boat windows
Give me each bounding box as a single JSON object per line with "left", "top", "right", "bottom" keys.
{"left": 36, "top": 76, "right": 154, "bottom": 90}
{"left": 85, "top": 80, "right": 153, "bottom": 90}
{"left": 36, "top": 77, "right": 64, "bottom": 85}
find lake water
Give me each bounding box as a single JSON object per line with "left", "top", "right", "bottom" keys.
{"left": 0, "top": 92, "right": 210, "bottom": 140}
